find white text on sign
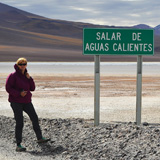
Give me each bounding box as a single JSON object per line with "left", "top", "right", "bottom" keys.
{"left": 85, "top": 32, "right": 152, "bottom": 53}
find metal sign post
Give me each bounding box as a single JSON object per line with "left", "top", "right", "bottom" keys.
{"left": 136, "top": 55, "right": 143, "bottom": 125}
{"left": 94, "top": 55, "right": 100, "bottom": 126}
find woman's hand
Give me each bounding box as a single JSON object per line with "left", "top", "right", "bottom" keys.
{"left": 26, "top": 73, "right": 30, "bottom": 79}
{"left": 20, "top": 91, "right": 27, "bottom": 97}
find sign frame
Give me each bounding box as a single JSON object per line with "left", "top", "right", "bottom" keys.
{"left": 83, "top": 28, "right": 154, "bottom": 56}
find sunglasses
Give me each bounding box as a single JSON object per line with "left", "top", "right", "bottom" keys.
{"left": 18, "top": 63, "right": 27, "bottom": 66}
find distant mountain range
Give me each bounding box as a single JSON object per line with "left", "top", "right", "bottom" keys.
{"left": 133, "top": 24, "right": 160, "bottom": 35}
{"left": 0, "top": 2, "right": 160, "bottom": 62}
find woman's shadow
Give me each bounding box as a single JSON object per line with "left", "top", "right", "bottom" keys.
{"left": 27, "top": 142, "right": 66, "bottom": 157}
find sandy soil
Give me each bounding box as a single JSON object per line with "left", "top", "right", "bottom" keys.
{"left": 1, "top": 73, "right": 160, "bottom": 124}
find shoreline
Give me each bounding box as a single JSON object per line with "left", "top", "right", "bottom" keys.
{"left": 1, "top": 62, "right": 160, "bottom": 77}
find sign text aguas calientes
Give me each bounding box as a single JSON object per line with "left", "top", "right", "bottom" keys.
{"left": 83, "top": 28, "right": 154, "bottom": 55}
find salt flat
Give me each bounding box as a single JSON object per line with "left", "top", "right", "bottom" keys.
{"left": 0, "top": 62, "right": 160, "bottom": 124}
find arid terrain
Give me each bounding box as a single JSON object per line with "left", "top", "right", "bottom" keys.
{"left": 1, "top": 2, "right": 160, "bottom": 159}
{"left": 0, "top": 2, "right": 160, "bottom": 62}
{"left": 1, "top": 73, "right": 160, "bottom": 123}
{"left": 1, "top": 63, "right": 160, "bottom": 159}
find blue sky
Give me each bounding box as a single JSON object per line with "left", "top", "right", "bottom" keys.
{"left": 1, "top": 0, "right": 160, "bottom": 27}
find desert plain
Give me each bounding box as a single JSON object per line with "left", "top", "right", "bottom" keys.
{"left": 0, "top": 62, "right": 160, "bottom": 124}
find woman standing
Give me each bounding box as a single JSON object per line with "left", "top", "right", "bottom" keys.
{"left": 6, "top": 58, "right": 50, "bottom": 152}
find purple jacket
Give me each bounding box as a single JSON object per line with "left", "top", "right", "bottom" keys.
{"left": 6, "top": 64, "right": 35, "bottom": 103}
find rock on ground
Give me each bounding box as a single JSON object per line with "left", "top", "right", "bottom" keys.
{"left": 0, "top": 115, "right": 160, "bottom": 160}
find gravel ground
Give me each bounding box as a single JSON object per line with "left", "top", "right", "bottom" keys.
{"left": 0, "top": 115, "right": 160, "bottom": 160}
{"left": 1, "top": 71, "right": 160, "bottom": 159}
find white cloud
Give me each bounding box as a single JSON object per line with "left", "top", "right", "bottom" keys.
{"left": 120, "top": 0, "right": 143, "bottom": 1}
{"left": 1, "top": 0, "right": 160, "bottom": 27}
{"left": 14, "top": 3, "right": 30, "bottom": 7}
{"left": 128, "top": 14, "right": 140, "bottom": 17}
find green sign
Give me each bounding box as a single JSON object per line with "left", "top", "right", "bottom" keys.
{"left": 83, "top": 28, "right": 154, "bottom": 55}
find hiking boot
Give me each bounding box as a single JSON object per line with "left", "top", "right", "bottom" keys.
{"left": 16, "top": 145, "right": 26, "bottom": 152}
{"left": 37, "top": 137, "right": 50, "bottom": 143}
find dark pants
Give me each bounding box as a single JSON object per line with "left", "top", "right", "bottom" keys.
{"left": 11, "top": 102, "right": 42, "bottom": 145}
